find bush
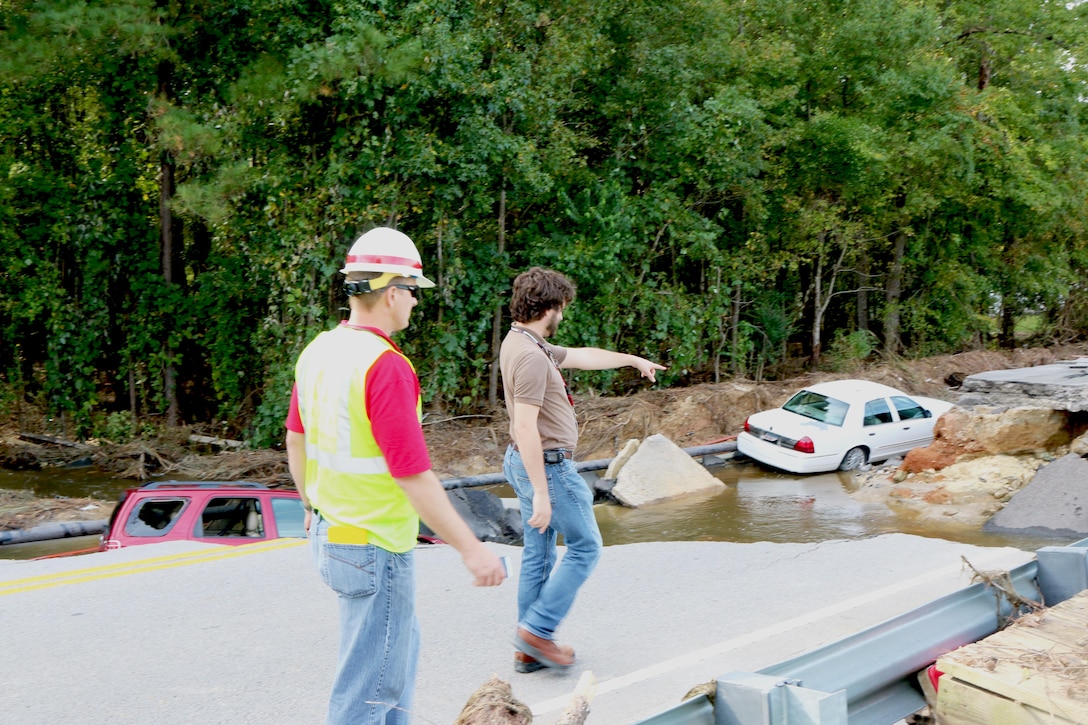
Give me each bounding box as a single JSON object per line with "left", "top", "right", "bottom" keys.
{"left": 825, "top": 330, "right": 880, "bottom": 372}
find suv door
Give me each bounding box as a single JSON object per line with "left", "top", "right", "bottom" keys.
{"left": 194, "top": 496, "right": 265, "bottom": 539}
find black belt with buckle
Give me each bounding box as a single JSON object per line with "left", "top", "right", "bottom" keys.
{"left": 543, "top": 449, "right": 572, "bottom": 464}
{"left": 512, "top": 444, "right": 573, "bottom": 464}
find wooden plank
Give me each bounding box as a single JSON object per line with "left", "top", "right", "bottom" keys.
{"left": 1001, "top": 618, "right": 1088, "bottom": 651}
{"left": 936, "top": 675, "right": 1078, "bottom": 725}
{"left": 17, "top": 432, "right": 81, "bottom": 447}
{"left": 1034, "top": 602, "right": 1088, "bottom": 629}
{"left": 953, "top": 624, "right": 1086, "bottom": 661}
{"left": 937, "top": 656, "right": 1087, "bottom": 721}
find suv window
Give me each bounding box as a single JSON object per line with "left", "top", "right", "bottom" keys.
{"left": 272, "top": 497, "right": 307, "bottom": 538}
{"left": 196, "top": 497, "right": 263, "bottom": 538}
{"left": 126, "top": 498, "right": 187, "bottom": 537}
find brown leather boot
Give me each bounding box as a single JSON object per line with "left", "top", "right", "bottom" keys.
{"left": 514, "top": 627, "right": 576, "bottom": 669}
{"left": 514, "top": 651, "right": 545, "bottom": 674}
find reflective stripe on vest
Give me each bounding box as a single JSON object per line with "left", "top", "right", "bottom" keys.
{"left": 304, "top": 446, "right": 389, "bottom": 476}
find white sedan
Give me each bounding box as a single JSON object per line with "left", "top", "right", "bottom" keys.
{"left": 736, "top": 379, "right": 954, "bottom": 474}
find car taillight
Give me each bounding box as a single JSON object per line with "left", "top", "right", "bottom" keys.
{"left": 794, "top": 436, "right": 815, "bottom": 454}
{"left": 743, "top": 417, "right": 751, "bottom": 433}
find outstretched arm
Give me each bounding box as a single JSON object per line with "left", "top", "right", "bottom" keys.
{"left": 560, "top": 347, "right": 666, "bottom": 382}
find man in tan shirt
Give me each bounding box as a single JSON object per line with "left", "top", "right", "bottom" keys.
{"left": 500, "top": 267, "right": 665, "bottom": 672}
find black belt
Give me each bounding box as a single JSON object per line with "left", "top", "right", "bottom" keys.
{"left": 511, "top": 444, "right": 573, "bottom": 464}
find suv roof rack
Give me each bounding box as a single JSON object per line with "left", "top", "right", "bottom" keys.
{"left": 140, "top": 481, "right": 269, "bottom": 490}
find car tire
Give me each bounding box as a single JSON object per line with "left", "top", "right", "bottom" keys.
{"left": 839, "top": 447, "right": 868, "bottom": 471}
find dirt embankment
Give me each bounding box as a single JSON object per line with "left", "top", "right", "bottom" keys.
{"left": 4, "top": 343, "right": 1087, "bottom": 532}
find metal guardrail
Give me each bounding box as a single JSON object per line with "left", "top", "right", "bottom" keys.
{"left": 754, "top": 557, "right": 1042, "bottom": 723}
{"left": 632, "top": 537, "right": 1088, "bottom": 725}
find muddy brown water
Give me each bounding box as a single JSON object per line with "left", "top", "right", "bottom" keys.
{"left": 0, "top": 461, "right": 1068, "bottom": 560}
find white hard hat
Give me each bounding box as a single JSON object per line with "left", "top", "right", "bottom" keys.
{"left": 340, "top": 227, "right": 436, "bottom": 288}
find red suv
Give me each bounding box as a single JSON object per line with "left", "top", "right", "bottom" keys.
{"left": 99, "top": 481, "right": 306, "bottom": 551}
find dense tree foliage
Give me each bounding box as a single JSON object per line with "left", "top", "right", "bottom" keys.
{"left": 2, "top": 0, "right": 1087, "bottom": 445}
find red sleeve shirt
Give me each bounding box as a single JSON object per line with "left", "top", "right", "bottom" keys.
{"left": 285, "top": 385, "right": 303, "bottom": 433}
{"left": 365, "top": 349, "right": 432, "bottom": 478}
{"left": 285, "top": 335, "right": 432, "bottom": 479}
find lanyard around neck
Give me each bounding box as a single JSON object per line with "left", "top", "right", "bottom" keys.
{"left": 511, "top": 325, "right": 574, "bottom": 407}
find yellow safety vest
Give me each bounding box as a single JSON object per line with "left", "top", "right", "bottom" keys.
{"left": 295, "top": 326, "right": 420, "bottom": 552}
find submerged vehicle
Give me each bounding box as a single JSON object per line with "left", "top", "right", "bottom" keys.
{"left": 99, "top": 481, "right": 306, "bottom": 551}
{"left": 737, "top": 379, "right": 954, "bottom": 474}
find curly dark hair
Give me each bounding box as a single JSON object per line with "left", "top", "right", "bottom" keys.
{"left": 510, "top": 267, "right": 576, "bottom": 323}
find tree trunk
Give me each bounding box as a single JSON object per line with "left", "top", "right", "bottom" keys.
{"left": 1000, "top": 299, "right": 1016, "bottom": 348}
{"left": 488, "top": 187, "right": 507, "bottom": 406}
{"left": 712, "top": 267, "right": 723, "bottom": 383}
{"left": 856, "top": 248, "right": 870, "bottom": 333}
{"left": 884, "top": 229, "right": 906, "bottom": 357}
{"left": 809, "top": 235, "right": 826, "bottom": 365}
{"left": 158, "top": 58, "right": 180, "bottom": 427}
{"left": 730, "top": 281, "right": 744, "bottom": 377}
{"left": 435, "top": 219, "right": 445, "bottom": 327}
{"left": 128, "top": 358, "right": 138, "bottom": 423}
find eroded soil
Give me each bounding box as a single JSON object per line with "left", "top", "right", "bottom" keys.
{"left": 5, "top": 343, "right": 1087, "bottom": 531}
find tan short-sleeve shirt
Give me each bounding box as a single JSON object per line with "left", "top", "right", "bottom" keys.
{"left": 499, "top": 327, "right": 577, "bottom": 450}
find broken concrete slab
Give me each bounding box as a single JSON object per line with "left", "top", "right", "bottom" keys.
{"left": 610, "top": 434, "right": 726, "bottom": 508}
{"left": 959, "top": 360, "right": 1088, "bottom": 411}
{"left": 984, "top": 453, "right": 1088, "bottom": 538}
{"left": 605, "top": 439, "right": 640, "bottom": 480}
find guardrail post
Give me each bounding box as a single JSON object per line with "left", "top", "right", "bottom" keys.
{"left": 1036, "top": 545, "right": 1088, "bottom": 606}
{"left": 715, "top": 672, "right": 847, "bottom": 725}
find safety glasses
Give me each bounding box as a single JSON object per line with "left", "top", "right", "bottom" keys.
{"left": 389, "top": 284, "right": 419, "bottom": 299}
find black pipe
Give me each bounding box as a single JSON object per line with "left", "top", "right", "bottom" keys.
{"left": 440, "top": 440, "right": 737, "bottom": 490}
{"left": 0, "top": 519, "right": 109, "bottom": 546}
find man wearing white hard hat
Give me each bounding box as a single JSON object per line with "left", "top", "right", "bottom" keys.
{"left": 285, "top": 227, "right": 505, "bottom": 725}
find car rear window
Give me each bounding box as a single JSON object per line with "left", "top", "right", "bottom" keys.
{"left": 783, "top": 391, "right": 849, "bottom": 427}
{"left": 125, "top": 498, "right": 188, "bottom": 537}
{"left": 272, "top": 497, "right": 307, "bottom": 538}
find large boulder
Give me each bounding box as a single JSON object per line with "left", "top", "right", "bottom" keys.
{"left": 610, "top": 434, "right": 726, "bottom": 508}
{"left": 984, "top": 454, "right": 1088, "bottom": 537}
{"left": 903, "top": 406, "right": 1070, "bottom": 473}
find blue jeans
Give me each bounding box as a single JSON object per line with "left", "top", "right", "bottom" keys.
{"left": 310, "top": 513, "right": 419, "bottom": 725}
{"left": 504, "top": 445, "right": 602, "bottom": 640}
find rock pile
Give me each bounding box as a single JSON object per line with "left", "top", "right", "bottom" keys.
{"left": 855, "top": 402, "right": 1088, "bottom": 534}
